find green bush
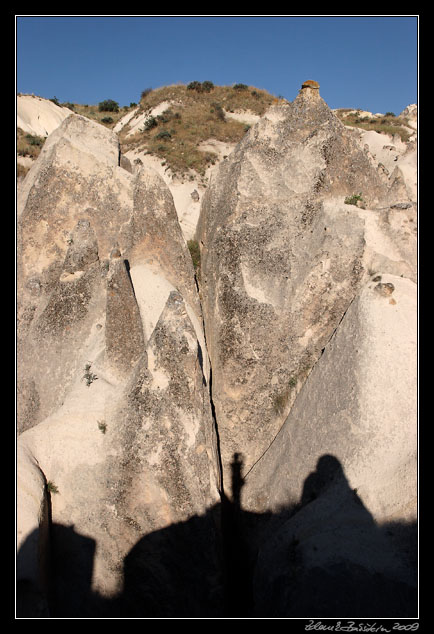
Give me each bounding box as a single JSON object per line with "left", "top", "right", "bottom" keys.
{"left": 101, "top": 116, "right": 114, "bottom": 124}
{"left": 187, "top": 81, "right": 203, "bottom": 92}
{"left": 82, "top": 363, "right": 98, "bottom": 387}
{"left": 233, "top": 83, "right": 248, "bottom": 91}
{"left": 201, "top": 80, "right": 214, "bottom": 93}
{"left": 98, "top": 99, "right": 119, "bottom": 113}
{"left": 143, "top": 116, "right": 158, "bottom": 131}
{"left": 47, "top": 481, "right": 59, "bottom": 494}
{"left": 187, "top": 81, "right": 214, "bottom": 93}
{"left": 155, "top": 130, "right": 172, "bottom": 139}
{"left": 344, "top": 192, "right": 364, "bottom": 206}
{"left": 25, "top": 133, "right": 44, "bottom": 146}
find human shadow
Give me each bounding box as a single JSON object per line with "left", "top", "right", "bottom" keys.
{"left": 16, "top": 453, "right": 418, "bottom": 618}
{"left": 245, "top": 454, "right": 418, "bottom": 618}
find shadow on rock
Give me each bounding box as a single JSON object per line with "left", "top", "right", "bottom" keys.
{"left": 16, "top": 454, "right": 417, "bottom": 618}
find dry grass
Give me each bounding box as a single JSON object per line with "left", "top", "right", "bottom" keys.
{"left": 16, "top": 85, "right": 278, "bottom": 179}
{"left": 17, "top": 162, "right": 30, "bottom": 179}
{"left": 66, "top": 102, "right": 133, "bottom": 128}
{"left": 17, "top": 128, "right": 46, "bottom": 159}
{"left": 118, "top": 83, "right": 277, "bottom": 177}
{"left": 336, "top": 110, "right": 412, "bottom": 142}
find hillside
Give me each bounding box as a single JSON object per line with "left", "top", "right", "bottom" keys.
{"left": 17, "top": 84, "right": 417, "bottom": 241}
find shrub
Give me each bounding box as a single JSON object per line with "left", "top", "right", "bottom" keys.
{"left": 273, "top": 387, "right": 290, "bottom": 415}
{"left": 130, "top": 102, "right": 137, "bottom": 108}
{"left": 140, "top": 87, "right": 153, "bottom": 100}
{"left": 211, "top": 102, "right": 225, "bottom": 121}
{"left": 98, "top": 99, "right": 119, "bottom": 112}
{"left": 201, "top": 80, "right": 214, "bottom": 93}
{"left": 233, "top": 83, "right": 248, "bottom": 91}
{"left": 187, "top": 81, "right": 214, "bottom": 93}
{"left": 101, "top": 116, "right": 114, "bottom": 124}
{"left": 25, "top": 133, "right": 44, "bottom": 147}
{"left": 155, "top": 130, "right": 172, "bottom": 139}
{"left": 344, "top": 192, "right": 364, "bottom": 206}
{"left": 143, "top": 116, "right": 158, "bottom": 131}
{"left": 82, "top": 363, "right": 98, "bottom": 387}
{"left": 272, "top": 378, "right": 297, "bottom": 414}
{"left": 47, "top": 481, "right": 59, "bottom": 494}
{"left": 187, "top": 81, "right": 203, "bottom": 92}
{"left": 50, "top": 96, "right": 60, "bottom": 106}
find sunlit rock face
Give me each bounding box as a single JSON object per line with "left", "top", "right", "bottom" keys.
{"left": 17, "top": 113, "right": 222, "bottom": 616}
{"left": 16, "top": 83, "right": 417, "bottom": 618}
{"left": 196, "top": 81, "right": 414, "bottom": 492}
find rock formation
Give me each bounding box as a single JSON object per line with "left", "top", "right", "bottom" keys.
{"left": 17, "top": 113, "right": 221, "bottom": 616}
{"left": 16, "top": 82, "right": 417, "bottom": 617}
{"left": 196, "top": 80, "right": 416, "bottom": 490}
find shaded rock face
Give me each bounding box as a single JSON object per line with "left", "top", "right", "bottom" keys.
{"left": 17, "top": 88, "right": 417, "bottom": 618}
{"left": 196, "top": 84, "right": 413, "bottom": 488}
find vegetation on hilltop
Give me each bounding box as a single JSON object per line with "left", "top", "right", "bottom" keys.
{"left": 335, "top": 109, "right": 413, "bottom": 142}
{"left": 17, "top": 84, "right": 278, "bottom": 179}
{"left": 118, "top": 83, "right": 279, "bottom": 177}
{"left": 17, "top": 87, "right": 414, "bottom": 182}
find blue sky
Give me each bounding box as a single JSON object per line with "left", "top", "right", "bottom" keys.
{"left": 16, "top": 16, "right": 418, "bottom": 115}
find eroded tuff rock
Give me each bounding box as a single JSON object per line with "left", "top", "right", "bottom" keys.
{"left": 17, "top": 86, "right": 417, "bottom": 617}
{"left": 242, "top": 274, "right": 417, "bottom": 616}
{"left": 17, "top": 113, "right": 221, "bottom": 616}
{"left": 17, "top": 113, "right": 206, "bottom": 432}
{"left": 196, "top": 82, "right": 416, "bottom": 490}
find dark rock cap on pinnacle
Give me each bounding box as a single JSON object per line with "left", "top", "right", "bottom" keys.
{"left": 301, "top": 80, "right": 320, "bottom": 89}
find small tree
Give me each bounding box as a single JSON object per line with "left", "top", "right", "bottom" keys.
{"left": 98, "top": 99, "right": 119, "bottom": 113}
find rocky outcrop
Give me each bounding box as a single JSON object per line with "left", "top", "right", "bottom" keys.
{"left": 196, "top": 81, "right": 415, "bottom": 491}
{"left": 16, "top": 113, "right": 221, "bottom": 615}
{"left": 17, "top": 83, "right": 417, "bottom": 618}
{"left": 241, "top": 274, "right": 417, "bottom": 615}
{"left": 17, "top": 94, "right": 73, "bottom": 137}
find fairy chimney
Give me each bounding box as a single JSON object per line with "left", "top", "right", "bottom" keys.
{"left": 301, "top": 79, "right": 320, "bottom": 90}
